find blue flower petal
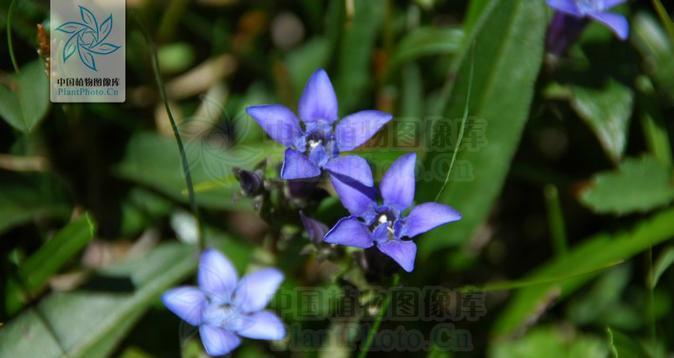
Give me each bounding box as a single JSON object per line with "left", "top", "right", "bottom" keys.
{"left": 329, "top": 171, "right": 377, "bottom": 217}
{"left": 298, "top": 69, "right": 339, "bottom": 123}
{"left": 325, "top": 155, "right": 374, "bottom": 187}
{"left": 234, "top": 268, "right": 284, "bottom": 313}
{"left": 377, "top": 240, "right": 417, "bottom": 272}
{"left": 335, "top": 110, "right": 392, "bottom": 152}
{"left": 603, "top": 0, "right": 627, "bottom": 9}
{"left": 199, "top": 325, "right": 241, "bottom": 356}
{"left": 308, "top": 143, "right": 329, "bottom": 167}
{"left": 379, "top": 153, "right": 417, "bottom": 209}
{"left": 246, "top": 105, "right": 303, "bottom": 148}
{"left": 547, "top": 0, "right": 581, "bottom": 15}
{"left": 161, "top": 286, "right": 206, "bottom": 326}
{"left": 237, "top": 311, "right": 286, "bottom": 340}
{"left": 402, "top": 202, "right": 461, "bottom": 238}
{"left": 281, "top": 148, "right": 321, "bottom": 180}
{"left": 324, "top": 216, "right": 374, "bottom": 248}
{"left": 198, "top": 249, "right": 238, "bottom": 298}
{"left": 589, "top": 12, "right": 629, "bottom": 40}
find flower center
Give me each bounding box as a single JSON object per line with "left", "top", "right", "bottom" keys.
{"left": 371, "top": 208, "right": 398, "bottom": 240}
{"left": 308, "top": 138, "right": 322, "bottom": 149}
{"left": 202, "top": 301, "right": 243, "bottom": 331}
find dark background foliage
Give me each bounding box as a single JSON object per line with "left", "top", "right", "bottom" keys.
{"left": 1, "top": 0, "right": 673, "bottom": 356}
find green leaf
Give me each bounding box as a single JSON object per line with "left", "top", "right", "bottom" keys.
{"left": 570, "top": 79, "right": 634, "bottom": 163}
{"left": 0, "top": 174, "right": 71, "bottom": 234}
{"left": 650, "top": 246, "right": 674, "bottom": 289}
{"left": 493, "top": 208, "right": 674, "bottom": 337}
{"left": 632, "top": 12, "right": 674, "bottom": 101}
{"left": 417, "top": 0, "right": 546, "bottom": 253}
{"left": 114, "top": 132, "right": 281, "bottom": 210}
{"left": 636, "top": 76, "right": 672, "bottom": 167}
{"left": 464, "top": 0, "right": 492, "bottom": 35}
{"left": 490, "top": 326, "right": 608, "bottom": 358}
{"left": 5, "top": 214, "right": 96, "bottom": 315}
{"left": 335, "top": 0, "right": 386, "bottom": 113}
{"left": 580, "top": 156, "right": 674, "bottom": 215}
{"left": 387, "top": 27, "right": 463, "bottom": 72}
{"left": 606, "top": 327, "right": 648, "bottom": 358}
{"left": 0, "top": 243, "right": 197, "bottom": 358}
{"left": 0, "top": 60, "right": 49, "bottom": 133}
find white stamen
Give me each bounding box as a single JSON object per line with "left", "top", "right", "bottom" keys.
{"left": 308, "top": 139, "right": 322, "bottom": 149}
{"left": 377, "top": 214, "right": 388, "bottom": 224}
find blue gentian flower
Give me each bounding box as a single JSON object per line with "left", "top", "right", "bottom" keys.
{"left": 546, "top": 0, "right": 629, "bottom": 40}
{"left": 324, "top": 153, "right": 462, "bottom": 272}
{"left": 162, "top": 249, "right": 285, "bottom": 356}
{"left": 246, "top": 69, "right": 392, "bottom": 182}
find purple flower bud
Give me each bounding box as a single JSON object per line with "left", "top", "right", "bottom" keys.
{"left": 233, "top": 167, "right": 264, "bottom": 197}
{"left": 546, "top": 11, "right": 588, "bottom": 57}
{"left": 299, "top": 211, "right": 329, "bottom": 245}
{"left": 545, "top": 0, "right": 629, "bottom": 46}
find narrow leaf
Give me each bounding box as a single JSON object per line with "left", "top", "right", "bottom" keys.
{"left": 493, "top": 208, "right": 674, "bottom": 337}
{"left": 606, "top": 327, "right": 648, "bottom": 358}
{"left": 335, "top": 0, "right": 386, "bottom": 113}
{"left": 417, "top": 0, "right": 546, "bottom": 253}
{"left": 5, "top": 214, "right": 96, "bottom": 314}
{"left": 0, "top": 243, "right": 197, "bottom": 358}
{"left": 650, "top": 246, "right": 674, "bottom": 289}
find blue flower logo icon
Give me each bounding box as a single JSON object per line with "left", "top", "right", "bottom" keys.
{"left": 56, "top": 6, "right": 121, "bottom": 71}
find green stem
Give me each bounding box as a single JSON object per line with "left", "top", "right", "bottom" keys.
{"left": 544, "top": 185, "right": 568, "bottom": 256}
{"left": 358, "top": 274, "right": 400, "bottom": 358}
{"left": 134, "top": 12, "right": 205, "bottom": 250}
{"left": 646, "top": 247, "right": 656, "bottom": 350}
{"left": 651, "top": 0, "right": 674, "bottom": 48}
{"left": 7, "top": 0, "right": 20, "bottom": 73}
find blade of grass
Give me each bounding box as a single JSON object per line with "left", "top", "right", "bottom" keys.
{"left": 434, "top": 50, "right": 474, "bottom": 202}
{"left": 495, "top": 207, "right": 674, "bottom": 337}
{"left": 458, "top": 260, "right": 623, "bottom": 293}
{"left": 651, "top": 0, "right": 674, "bottom": 47}
{"left": 5, "top": 214, "right": 96, "bottom": 314}
{"left": 133, "top": 12, "right": 204, "bottom": 250}
{"left": 544, "top": 185, "right": 568, "bottom": 256}
{"left": 357, "top": 274, "right": 400, "bottom": 358}
{"left": 6, "top": 0, "right": 20, "bottom": 73}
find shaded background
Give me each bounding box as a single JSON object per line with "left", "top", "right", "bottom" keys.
{"left": 1, "top": 0, "right": 674, "bottom": 356}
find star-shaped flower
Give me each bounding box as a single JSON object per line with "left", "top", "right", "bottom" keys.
{"left": 162, "top": 249, "right": 285, "bottom": 356}
{"left": 547, "top": 0, "right": 629, "bottom": 40}
{"left": 323, "top": 153, "right": 462, "bottom": 272}
{"left": 246, "top": 69, "right": 392, "bottom": 182}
